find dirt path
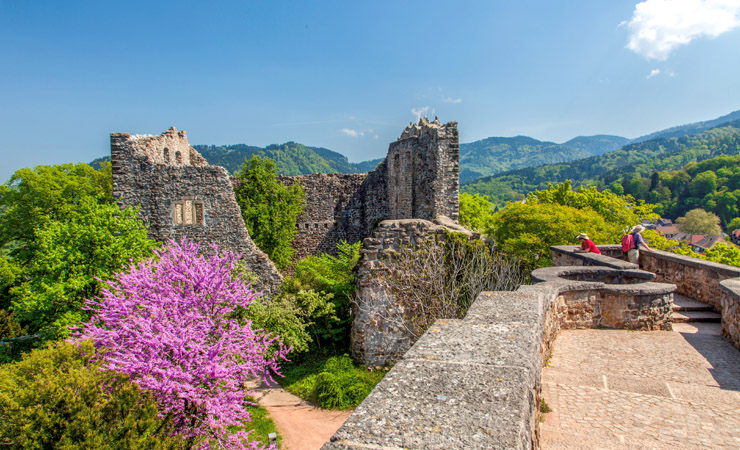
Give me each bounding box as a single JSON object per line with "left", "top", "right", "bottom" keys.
{"left": 248, "top": 380, "right": 352, "bottom": 450}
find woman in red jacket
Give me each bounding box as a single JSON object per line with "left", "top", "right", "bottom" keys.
{"left": 574, "top": 233, "right": 601, "bottom": 254}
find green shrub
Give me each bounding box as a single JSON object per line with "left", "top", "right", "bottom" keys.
{"left": 0, "top": 340, "right": 187, "bottom": 449}
{"left": 281, "top": 354, "right": 386, "bottom": 410}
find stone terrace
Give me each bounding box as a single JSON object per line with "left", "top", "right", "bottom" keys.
{"left": 541, "top": 322, "right": 740, "bottom": 449}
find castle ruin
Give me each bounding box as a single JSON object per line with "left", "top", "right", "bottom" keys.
{"left": 111, "top": 117, "right": 460, "bottom": 295}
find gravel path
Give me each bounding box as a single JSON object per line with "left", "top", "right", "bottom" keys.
{"left": 248, "top": 380, "right": 352, "bottom": 450}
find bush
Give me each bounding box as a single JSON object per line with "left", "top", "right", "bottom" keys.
{"left": 281, "top": 354, "right": 386, "bottom": 410}
{"left": 281, "top": 241, "right": 361, "bottom": 352}
{"left": 0, "top": 340, "right": 187, "bottom": 449}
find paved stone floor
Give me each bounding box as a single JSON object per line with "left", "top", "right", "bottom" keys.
{"left": 540, "top": 323, "right": 740, "bottom": 449}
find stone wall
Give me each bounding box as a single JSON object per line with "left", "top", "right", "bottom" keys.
{"left": 111, "top": 127, "right": 282, "bottom": 295}
{"left": 351, "top": 216, "right": 485, "bottom": 366}
{"left": 277, "top": 166, "right": 388, "bottom": 260}
{"left": 280, "top": 118, "right": 459, "bottom": 261}
{"left": 554, "top": 245, "right": 740, "bottom": 351}
{"left": 532, "top": 266, "right": 674, "bottom": 331}
{"left": 639, "top": 250, "right": 740, "bottom": 311}
{"left": 720, "top": 279, "right": 740, "bottom": 349}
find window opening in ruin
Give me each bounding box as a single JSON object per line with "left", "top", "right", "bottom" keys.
{"left": 163, "top": 147, "right": 170, "bottom": 163}
{"left": 173, "top": 199, "right": 204, "bottom": 226}
{"left": 175, "top": 150, "right": 182, "bottom": 164}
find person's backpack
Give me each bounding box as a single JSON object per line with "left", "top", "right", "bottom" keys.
{"left": 621, "top": 233, "right": 635, "bottom": 252}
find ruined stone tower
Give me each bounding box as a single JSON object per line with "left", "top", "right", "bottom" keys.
{"left": 387, "top": 117, "right": 459, "bottom": 221}
{"left": 110, "top": 127, "right": 283, "bottom": 294}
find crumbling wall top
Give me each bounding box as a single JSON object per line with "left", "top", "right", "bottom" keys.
{"left": 398, "top": 117, "right": 458, "bottom": 140}
{"left": 115, "top": 126, "right": 206, "bottom": 167}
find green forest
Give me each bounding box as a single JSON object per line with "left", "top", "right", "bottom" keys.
{"left": 463, "top": 120, "right": 740, "bottom": 213}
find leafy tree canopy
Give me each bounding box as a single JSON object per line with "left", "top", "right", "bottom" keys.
{"left": 10, "top": 199, "right": 156, "bottom": 339}
{"left": 234, "top": 155, "right": 304, "bottom": 269}
{"left": 676, "top": 208, "right": 722, "bottom": 235}
{"left": 0, "top": 163, "right": 112, "bottom": 262}
{"left": 458, "top": 192, "right": 496, "bottom": 234}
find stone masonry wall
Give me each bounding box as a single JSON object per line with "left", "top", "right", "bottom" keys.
{"left": 351, "top": 216, "right": 489, "bottom": 367}
{"left": 720, "top": 279, "right": 740, "bottom": 349}
{"left": 639, "top": 250, "right": 740, "bottom": 312}
{"left": 277, "top": 163, "right": 388, "bottom": 260}
{"left": 111, "top": 127, "right": 282, "bottom": 295}
{"left": 387, "top": 117, "right": 459, "bottom": 221}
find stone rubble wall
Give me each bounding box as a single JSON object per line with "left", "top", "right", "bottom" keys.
{"left": 277, "top": 165, "right": 388, "bottom": 260}
{"left": 279, "top": 118, "right": 459, "bottom": 262}
{"left": 387, "top": 117, "right": 459, "bottom": 221}
{"left": 351, "top": 217, "right": 490, "bottom": 367}
{"left": 111, "top": 128, "right": 282, "bottom": 295}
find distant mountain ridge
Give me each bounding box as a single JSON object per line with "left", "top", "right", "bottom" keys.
{"left": 193, "top": 142, "right": 382, "bottom": 175}
{"left": 462, "top": 118, "right": 740, "bottom": 207}
{"left": 458, "top": 134, "right": 629, "bottom": 183}
{"left": 631, "top": 109, "right": 740, "bottom": 143}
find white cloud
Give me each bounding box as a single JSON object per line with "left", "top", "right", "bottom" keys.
{"left": 340, "top": 128, "right": 364, "bottom": 137}
{"left": 444, "top": 97, "right": 462, "bottom": 104}
{"left": 647, "top": 68, "right": 661, "bottom": 78}
{"left": 411, "top": 106, "right": 434, "bottom": 121}
{"left": 624, "top": 0, "right": 740, "bottom": 60}
{"left": 373, "top": 135, "right": 379, "bottom": 139}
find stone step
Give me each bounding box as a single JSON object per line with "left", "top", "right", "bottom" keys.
{"left": 672, "top": 311, "right": 722, "bottom": 323}
{"left": 672, "top": 295, "right": 714, "bottom": 312}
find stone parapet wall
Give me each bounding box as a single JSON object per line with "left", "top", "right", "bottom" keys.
{"left": 111, "top": 128, "right": 282, "bottom": 295}
{"left": 720, "top": 279, "right": 740, "bottom": 349}
{"left": 532, "top": 266, "right": 674, "bottom": 331}
{"left": 554, "top": 245, "right": 740, "bottom": 351}
{"left": 640, "top": 250, "right": 740, "bottom": 312}
{"left": 552, "top": 245, "right": 635, "bottom": 269}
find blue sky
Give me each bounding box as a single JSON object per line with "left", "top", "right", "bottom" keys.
{"left": 2, "top": 0, "right": 740, "bottom": 182}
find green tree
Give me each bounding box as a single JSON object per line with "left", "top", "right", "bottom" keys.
{"left": 0, "top": 340, "right": 186, "bottom": 449}
{"left": 0, "top": 163, "right": 112, "bottom": 262}
{"left": 676, "top": 208, "right": 722, "bottom": 235}
{"left": 234, "top": 155, "right": 304, "bottom": 269}
{"left": 689, "top": 170, "right": 718, "bottom": 198}
{"left": 490, "top": 181, "right": 658, "bottom": 268}
{"left": 10, "top": 199, "right": 157, "bottom": 339}
{"left": 491, "top": 202, "right": 616, "bottom": 269}
{"left": 727, "top": 217, "right": 740, "bottom": 232}
{"left": 458, "top": 192, "right": 495, "bottom": 234}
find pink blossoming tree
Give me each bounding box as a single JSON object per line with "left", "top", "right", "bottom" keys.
{"left": 76, "top": 238, "right": 288, "bottom": 450}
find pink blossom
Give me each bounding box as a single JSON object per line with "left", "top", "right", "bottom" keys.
{"left": 76, "top": 238, "right": 288, "bottom": 449}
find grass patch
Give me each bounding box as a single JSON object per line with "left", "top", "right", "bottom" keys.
{"left": 244, "top": 398, "right": 280, "bottom": 447}
{"left": 280, "top": 353, "right": 387, "bottom": 409}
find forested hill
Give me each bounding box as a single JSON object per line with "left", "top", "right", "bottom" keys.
{"left": 462, "top": 119, "right": 740, "bottom": 207}
{"left": 458, "top": 134, "right": 628, "bottom": 183}
{"left": 193, "top": 142, "right": 382, "bottom": 175}
{"left": 631, "top": 109, "right": 740, "bottom": 144}
{"left": 92, "top": 142, "right": 382, "bottom": 176}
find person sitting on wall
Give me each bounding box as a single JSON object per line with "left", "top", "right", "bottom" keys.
{"left": 627, "top": 225, "right": 654, "bottom": 264}
{"left": 574, "top": 233, "right": 601, "bottom": 254}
